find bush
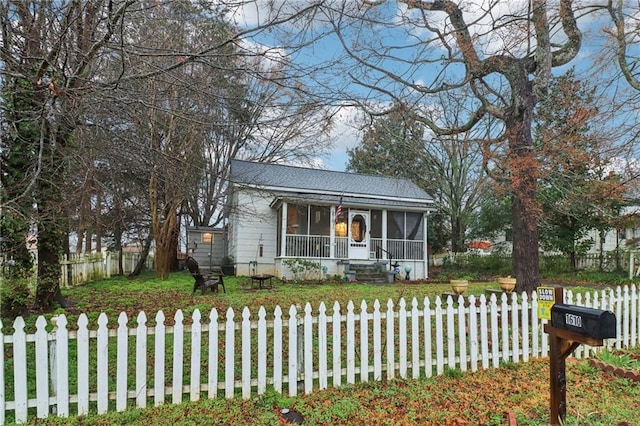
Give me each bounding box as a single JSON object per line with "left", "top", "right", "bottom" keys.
{"left": 1, "top": 278, "right": 31, "bottom": 319}
{"left": 282, "top": 258, "right": 320, "bottom": 282}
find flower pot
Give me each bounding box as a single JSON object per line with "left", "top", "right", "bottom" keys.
{"left": 497, "top": 276, "right": 516, "bottom": 293}
{"left": 450, "top": 279, "right": 469, "bottom": 295}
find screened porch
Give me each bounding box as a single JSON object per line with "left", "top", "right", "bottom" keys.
{"left": 277, "top": 202, "right": 426, "bottom": 261}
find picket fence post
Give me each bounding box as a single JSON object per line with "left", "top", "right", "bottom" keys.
{"left": 34, "top": 316, "right": 49, "bottom": 418}
{"left": 304, "top": 303, "right": 313, "bottom": 394}
{"left": 332, "top": 301, "right": 342, "bottom": 387}
{"left": 116, "top": 313, "right": 128, "bottom": 411}
{"left": 346, "top": 301, "right": 355, "bottom": 384}
{"left": 318, "top": 303, "right": 328, "bottom": 389}
{"left": 96, "top": 314, "right": 109, "bottom": 413}
{"left": 137, "top": 311, "right": 148, "bottom": 408}
{"left": 360, "top": 300, "right": 369, "bottom": 383}
{"left": 190, "top": 310, "right": 201, "bottom": 402}
{"left": 77, "top": 314, "right": 90, "bottom": 415}
{"left": 385, "top": 299, "right": 394, "bottom": 380}
{"left": 287, "top": 305, "right": 298, "bottom": 396}
{"left": 468, "top": 295, "right": 478, "bottom": 372}
{"left": 411, "top": 298, "right": 420, "bottom": 379}
{"left": 372, "top": 300, "right": 382, "bottom": 381}
{"left": 207, "top": 309, "right": 219, "bottom": 400}
{"left": 257, "top": 306, "right": 268, "bottom": 395}
{"left": 273, "top": 306, "right": 283, "bottom": 393}
{"left": 225, "top": 308, "right": 235, "bottom": 399}
{"left": 13, "top": 317, "right": 27, "bottom": 423}
{"left": 423, "top": 297, "right": 433, "bottom": 377}
{"left": 155, "top": 311, "right": 166, "bottom": 405}
{"left": 398, "top": 298, "right": 407, "bottom": 378}
{"left": 241, "top": 308, "right": 251, "bottom": 399}
{"left": 172, "top": 310, "right": 184, "bottom": 402}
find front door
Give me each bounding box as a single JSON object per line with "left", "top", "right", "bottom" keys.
{"left": 349, "top": 211, "right": 369, "bottom": 259}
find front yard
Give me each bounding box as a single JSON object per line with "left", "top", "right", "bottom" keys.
{"left": 2, "top": 269, "right": 638, "bottom": 425}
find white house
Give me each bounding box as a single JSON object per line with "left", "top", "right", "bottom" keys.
{"left": 227, "top": 159, "right": 436, "bottom": 280}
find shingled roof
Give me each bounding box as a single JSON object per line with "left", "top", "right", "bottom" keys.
{"left": 230, "top": 159, "right": 434, "bottom": 209}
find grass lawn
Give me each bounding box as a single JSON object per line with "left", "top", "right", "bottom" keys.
{"left": 24, "top": 270, "right": 602, "bottom": 328}
{"left": 15, "top": 356, "right": 640, "bottom": 425}
{"left": 3, "top": 270, "right": 638, "bottom": 425}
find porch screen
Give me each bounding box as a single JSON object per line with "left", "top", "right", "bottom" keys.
{"left": 388, "top": 211, "right": 423, "bottom": 240}
{"left": 310, "top": 205, "right": 331, "bottom": 235}
{"left": 370, "top": 210, "right": 382, "bottom": 238}
{"left": 287, "top": 204, "right": 308, "bottom": 234}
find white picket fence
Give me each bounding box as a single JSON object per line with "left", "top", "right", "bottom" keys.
{"left": 1, "top": 285, "right": 639, "bottom": 424}
{"left": 60, "top": 252, "right": 154, "bottom": 287}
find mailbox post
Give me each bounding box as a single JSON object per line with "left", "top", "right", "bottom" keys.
{"left": 544, "top": 287, "right": 616, "bottom": 425}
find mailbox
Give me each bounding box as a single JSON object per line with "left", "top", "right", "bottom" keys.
{"left": 550, "top": 304, "right": 616, "bottom": 339}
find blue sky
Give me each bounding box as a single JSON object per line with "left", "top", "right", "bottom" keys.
{"left": 229, "top": 1, "right": 635, "bottom": 173}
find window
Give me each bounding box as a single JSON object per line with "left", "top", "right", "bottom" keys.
{"left": 202, "top": 232, "right": 213, "bottom": 243}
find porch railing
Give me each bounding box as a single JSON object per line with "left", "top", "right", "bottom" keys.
{"left": 284, "top": 235, "right": 423, "bottom": 260}
{"left": 386, "top": 239, "right": 424, "bottom": 260}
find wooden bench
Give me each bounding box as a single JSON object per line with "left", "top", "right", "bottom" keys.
{"left": 186, "top": 256, "right": 226, "bottom": 294}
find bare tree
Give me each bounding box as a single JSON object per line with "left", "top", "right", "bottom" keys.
{"left": 239, "top": 0, "right": 584, "bottom": 293}
{"left": 607, "top": 1, "right": 640, "bottom": 91}
{"left": 0, "top": 1, "right": 135, "bottom": 308}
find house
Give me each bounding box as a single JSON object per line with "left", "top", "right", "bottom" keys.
{"left": 227, "top": 159, "right": 436, "bottom": 280}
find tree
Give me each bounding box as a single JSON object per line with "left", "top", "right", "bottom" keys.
{"left": 347, "top": 103, "right": 429, "bottom": 182}
{"left": 535, "top": 69, "right": 625, "bottom": 270}
{"left": 63, "top": 1, "right": 334, "bottom": 278}
{"left": 248, "top": 0, "right": 585, "bottom": 293}
{"left": 347, "top": 99, "right": 489, "bottom": 253}
{"left": 0, "top": 1, "right": 134, "bottom": 308}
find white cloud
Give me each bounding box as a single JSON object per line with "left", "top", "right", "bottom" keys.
{"left": 316, "top": 104, "right": 365, "bottom": 171}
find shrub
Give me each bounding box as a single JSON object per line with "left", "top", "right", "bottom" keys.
{"left": 1, "top": 278, "right": 31, "bottom": 319}
{"left": 282, "top": 258, "right": 320, "bottom": 282}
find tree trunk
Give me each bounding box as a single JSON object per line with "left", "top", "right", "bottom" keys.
{"left": 451, "top": 216, "right": 463, "bottom": 253}
{"left": 129, "top": 236, "right": 152, "bottom": 277}
{"left": 507, "top": 81, "right": 540, "bottom": 295}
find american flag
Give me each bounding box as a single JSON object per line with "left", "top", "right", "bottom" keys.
{"left": 335, "top": 195, "right": 343, "bottom": 224}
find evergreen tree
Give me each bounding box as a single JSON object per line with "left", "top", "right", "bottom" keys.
{"left": 535, "top": 69, "right": 624, "bottom": 270}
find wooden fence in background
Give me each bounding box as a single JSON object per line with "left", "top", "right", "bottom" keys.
{"left": 1, "top": 285, "right": 639, "bottom": 424}
{"left": 59, "top": 252, "right": 155, "bottom": 288}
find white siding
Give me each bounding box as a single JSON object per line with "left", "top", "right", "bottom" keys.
{"left": 230, "top": 190, "right": 277, "bottom": 276}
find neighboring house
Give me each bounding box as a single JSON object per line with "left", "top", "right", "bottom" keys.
{"left": 186, "top": 226, "right": 225, "bottom": 271}
{"left": 227, "top": 159, "right": 436, "bottom": 279}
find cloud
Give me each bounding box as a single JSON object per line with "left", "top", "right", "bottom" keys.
{"left": 315, "top": 104, "right": 365, "bottom": 171}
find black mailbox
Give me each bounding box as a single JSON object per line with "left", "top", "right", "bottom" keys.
{"left": 550, "top": 304, "right": 616, "bottom": 339}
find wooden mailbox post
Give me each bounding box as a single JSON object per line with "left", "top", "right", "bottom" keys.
{"left": 543, "top": 287, "right": 616, "bottom": 425}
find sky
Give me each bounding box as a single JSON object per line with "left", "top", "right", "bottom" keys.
{"left": 226, "top": 1, "right": 635, "bottom": 173}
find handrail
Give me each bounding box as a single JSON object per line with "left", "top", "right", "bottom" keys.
{"left": 375, "top": 246, "right": 396, "bottom": 270}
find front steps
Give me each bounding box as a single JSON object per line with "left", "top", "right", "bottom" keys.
{"left": 348, "top": 262, "right": 394, "bottom": 284}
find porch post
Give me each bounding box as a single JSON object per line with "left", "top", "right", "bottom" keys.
{"left": 423, "top": 212, "right": 429, "bottom": 279}
{"left": 330, "top": 206, "right": 336, "bottom": 259}
{"left": 381, "top": 210, "right": 388, "bottom": 260}
{"left": 281, "top": 202, "right": 288, "bottom": 258}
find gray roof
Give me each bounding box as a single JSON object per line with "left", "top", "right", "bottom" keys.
{"left": 230, "top": 159, "right": 434, "bottom": 208}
